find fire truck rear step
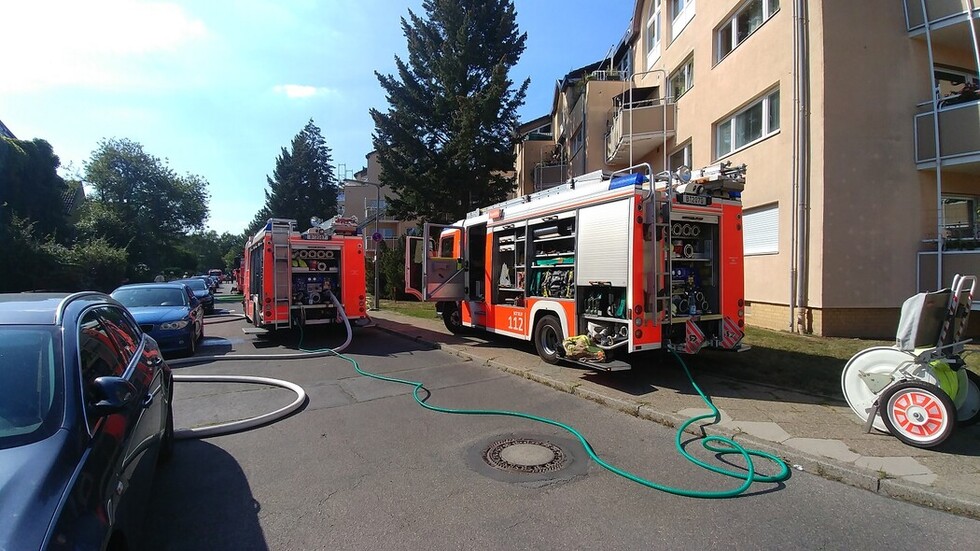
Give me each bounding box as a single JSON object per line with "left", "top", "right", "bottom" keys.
{"left": 242, "top": 327, "right": 270, "bottom": 335}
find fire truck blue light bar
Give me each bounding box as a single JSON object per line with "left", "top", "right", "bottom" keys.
{"left": 609, "top": 173, "right": 645, "bottom": 190}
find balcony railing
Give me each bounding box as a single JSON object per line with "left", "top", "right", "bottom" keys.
{"left": 533, "top": 163, "right": 568, "bottom": 191}
{"left": 914, "top": 99, "right": 980, "bottom": 169}
{"left": 905, "top": 0, "right": 978, "bottom": 31}
{"left": 605, "top": 98, "right": 676, "bottom": 165}
{"left": 917, "top": 250, "right": 980, "bottom": 308}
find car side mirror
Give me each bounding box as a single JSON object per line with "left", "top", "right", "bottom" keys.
{"left": 89, "top": 376, "right": 138, "bottom": 417}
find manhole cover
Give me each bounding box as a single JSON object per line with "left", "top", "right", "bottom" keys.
{"left": 484, "top": 438, "right": 566, "bottom": 474}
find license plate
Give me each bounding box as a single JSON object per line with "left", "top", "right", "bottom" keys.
{"left": 678, "top": 193, "right": 710, "bottom": 206}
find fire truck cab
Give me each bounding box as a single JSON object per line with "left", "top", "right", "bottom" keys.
{"left": 242, "top": 217, "right": 368, "bottom": 330}
{"left": 405, "top": 163, "right": 748, "bottom": 371}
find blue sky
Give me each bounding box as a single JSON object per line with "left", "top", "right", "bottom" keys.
{"left": 1, "top": 0, "right": 634, "bottom": 235}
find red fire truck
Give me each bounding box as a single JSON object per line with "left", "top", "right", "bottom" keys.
{"left": 405, "top": 163, "right": 748, "bottom": 371}
{"left": 242, "top": 217, "right": 368, "bottom": 330}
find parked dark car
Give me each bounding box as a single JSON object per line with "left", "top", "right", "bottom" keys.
{"left": 174, "top": 278, "right": 214, "bottom": 314}
{"left": 0, "top": 292, "right": 174, "bottom": 550}
{"left": 112, "top": 283, "right": 204, "bottom": 356}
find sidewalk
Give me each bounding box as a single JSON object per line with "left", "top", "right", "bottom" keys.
{"left": 367, "top": 309, "right": 980, "bottom": 519}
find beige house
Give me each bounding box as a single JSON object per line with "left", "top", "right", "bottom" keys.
{"left": 514, "top": 0, "right": 980, "bottom": 338}
{"left": 339, "top": 151, "right": 417, "bottom": 254}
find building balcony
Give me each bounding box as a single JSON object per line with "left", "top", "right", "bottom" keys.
{"left": 905, "top": 0, "right": 979, "bottom": 33}
{"left": 917, "top": 250, "right": 980, "bottom": 309}
{"left": 605, "top": 99, "right": 676, "bottom": 165}
{"left": 914, "top": 99, "right": 980, "bottom": 172}
{"left": 533, "top": 163, "right": 568, "bottom": 191}
{"left": 905, "top": 0, "right": 979, "bottom": 54}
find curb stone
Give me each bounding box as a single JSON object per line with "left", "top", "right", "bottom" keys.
{"left": 369, "top": 320, "right": 980, "bottom": 520}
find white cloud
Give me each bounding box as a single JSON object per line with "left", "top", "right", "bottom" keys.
{"left": 273, "top": 84, "right": 339, "bottom": 99}
{"left": 0, "top": 0, "right": 207, "bottom": 93}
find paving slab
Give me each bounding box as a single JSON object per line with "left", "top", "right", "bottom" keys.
{"left": 367, "top": 309, "right": 980, "bottom": 519}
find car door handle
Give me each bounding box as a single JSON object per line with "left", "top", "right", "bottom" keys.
{"left": 147, "top": 356, "right": 163, "bottom": 367}
{"left": 142, "top": 393, "right": 155, "bottom": 408}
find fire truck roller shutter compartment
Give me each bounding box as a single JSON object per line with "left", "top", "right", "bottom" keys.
{"left": 576, "top": 199, "right": 632, "bottom": 350}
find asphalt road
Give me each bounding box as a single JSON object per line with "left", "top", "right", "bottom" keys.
{"left": 142, "top": 310, "right": 980, "bottom": 550}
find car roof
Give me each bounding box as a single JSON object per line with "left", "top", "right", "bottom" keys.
{"left": 113, "top": 283, "right": 189, "bottom": 291}
{"left": 0, "top": 292, "right": 110, "bottom": 325}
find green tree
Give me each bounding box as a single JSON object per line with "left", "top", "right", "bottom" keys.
{"left": 0, "top": 137, "right": 70, "bottom": 239}
{"left": 248, "top": 119, "right": 338, "bottom": 235}
{"left": 82, "top": 138, "right": 209, "bottom": 275}
{"left": 370, "top": 0, "right": 528, "bottom": 223}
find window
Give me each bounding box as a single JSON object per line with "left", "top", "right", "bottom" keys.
{"left": 669, "top": 56, "right": 694, "bottom": 100}
{"left": 646, "top": 0, "right": 662, "bottom": 69}
{"left": 78, "top": 310, "right": 125, "bottom": 431}
{"left": 618, "top": 47, "right": 633, "bottom": 80}
{"left": 743, "top": 204, "right": 779, "bottom": 255}
{"left": 381, "top": 228, "right": 395, "bottom": 239}
{"left": 716, "top": 89, "right": 780, "bottom": 158}
{"left": 942, "top": 196, "right": 979, "bottom": 241}
{"left": 716, "top": 0, "right": 779, "bottom": 61}
{"left": 669, "top": 142, "right": 692, "bottom": 171}
{"left": 97, "top": 307, "right": 141, "bottom": 363}
{"left": 672, "top": 0, "right": 696, "bottom": 40}
{"left": 570, "top": 126, "right": 584, "bottom": 157}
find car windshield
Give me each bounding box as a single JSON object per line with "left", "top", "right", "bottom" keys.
{"left": 113, "top": 287, "right": 188, "bottom": 307}
{"left": 180, "top": 279, "right": 208, "bottom": 292}
{"left": 0, "top": 326, "right": 62, "bottom": 449}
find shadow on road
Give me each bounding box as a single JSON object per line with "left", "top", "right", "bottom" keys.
{"left": 143, "top": 439, "right": 268, "bottom": 551}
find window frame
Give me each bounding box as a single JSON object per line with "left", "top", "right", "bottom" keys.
{"left": 646, "top": 0, "right": 662, "bottom": 69}
{"left": 669, "top": 142, "right": 693, "bottom": 172}
{"left": 671, "top": 0, "right": 696, "bottom": 40}
{"left": 669, "top": 56, "right": 694, "bottom": 100}
{"left": 77, "top": 308, "right": 128, "bottom": 433}
{"left": 743, "top": 203, "right": 780, "bottom": 256}
{"left": 715, "top": 0, "right": 780, "bottom": 64}
{"left": 715, "top": 88, "right": 780, "bottom": 159}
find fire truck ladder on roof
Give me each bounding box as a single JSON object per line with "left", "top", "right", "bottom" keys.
{"left": 269, "top": 219, "right": 294, "bottom": 330}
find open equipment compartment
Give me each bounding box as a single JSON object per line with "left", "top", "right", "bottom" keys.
{"left": 492, "top": 223, "right": 526, "bottom": 305}
{"left": 528, "top": 215, "right": 576, "bottom": 299}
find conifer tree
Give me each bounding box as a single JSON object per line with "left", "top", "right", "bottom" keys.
{"left": 371, "top": 0, "right": 529, "bottom": 223}
{"left": 249, "top": 119, "right": 338, "bottom": 234}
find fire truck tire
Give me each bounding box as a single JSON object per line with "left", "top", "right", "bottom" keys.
{"left": 533, "top": 315, "right": 564, "bottom": 365}
{"left": 442, "top": 303, "right": 464, "bottom": 334}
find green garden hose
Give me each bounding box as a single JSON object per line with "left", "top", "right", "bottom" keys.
{"left": 307, "top": 295, "right": 790, "bottom": 498}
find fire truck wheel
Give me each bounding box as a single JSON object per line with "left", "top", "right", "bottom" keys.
{"left": 533, "top": 315, "right": 564, "bottom": 365}
{"left": 442, "top": 303, "right": 464, "bottom": 334}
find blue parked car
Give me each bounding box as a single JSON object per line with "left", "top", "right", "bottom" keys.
{"left": 174, "top": 278, "right": 215, "bottom": 314}
{"left": 111, "top": 283, "right": 204, "bottom": 356}
{"left": 0, "top": 292, "right": 174, "bottom": 550}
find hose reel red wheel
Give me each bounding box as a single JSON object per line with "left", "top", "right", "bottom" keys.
{"left": 879, "top": 381, "right": 955, "bottom": 448}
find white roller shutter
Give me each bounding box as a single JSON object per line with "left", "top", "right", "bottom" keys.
{"left": 577, "top": 199, "right": 631, "bottom": 286}
{"left": 743, "top": 204, "right": 779, "bottom": 255}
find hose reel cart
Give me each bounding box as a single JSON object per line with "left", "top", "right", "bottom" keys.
{"left": 841, "top": 274, "right": 980, "bottom": 448}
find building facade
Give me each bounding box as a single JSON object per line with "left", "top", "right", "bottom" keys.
{"left": 513, "top": 0, "right": 980, "bottom": 338}
{"left": 339, "top": 151, "right": 417, "bottom": 254}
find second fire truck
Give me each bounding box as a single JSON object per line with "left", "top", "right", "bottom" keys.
{"left": 405, "top": 163, "right": 748, "bottom": 371}
{"left": 242, "top": 216, "right": 368, "bottom": 331}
